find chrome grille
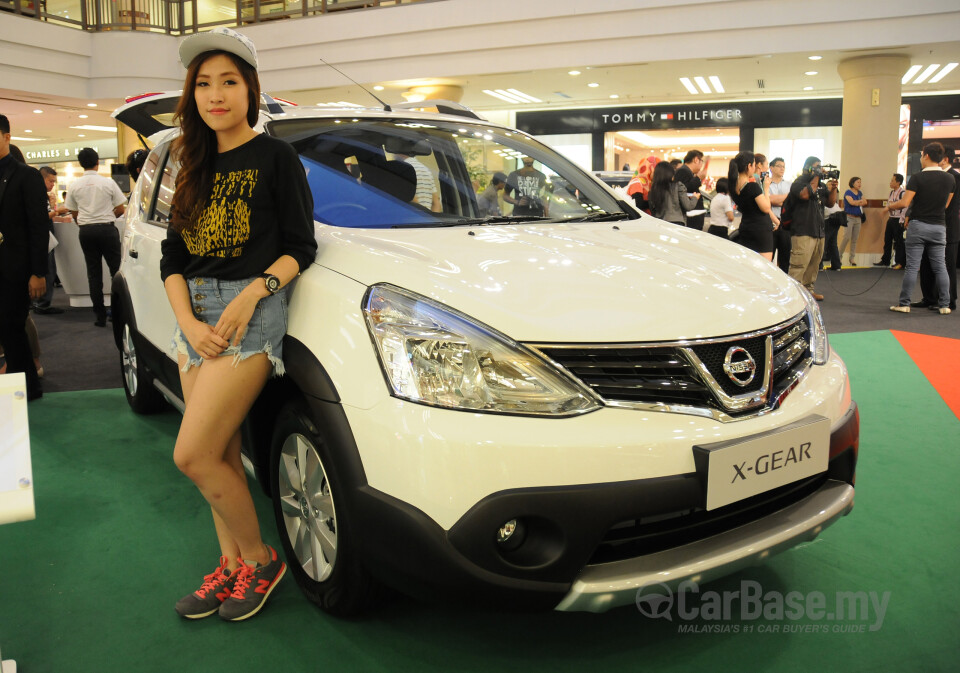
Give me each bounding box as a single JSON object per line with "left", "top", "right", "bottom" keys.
{"left": 534, "top": 312, "right": 813, "bottom": 421}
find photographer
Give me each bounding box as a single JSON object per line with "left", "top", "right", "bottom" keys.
{"left": 786, "top": 156, "right": 838, "bottom": 300}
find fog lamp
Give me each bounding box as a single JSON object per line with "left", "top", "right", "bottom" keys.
{"left": 496, "top": 520, "right": 518, "bottom": 544}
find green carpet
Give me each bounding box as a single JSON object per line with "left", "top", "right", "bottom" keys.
{"left": 1, "top": 330, "right": 957, "bottom": 672}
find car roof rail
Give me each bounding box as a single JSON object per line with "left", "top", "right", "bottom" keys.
{"left": 391, "top": 100, "right": 485, "bottom": 121}
{"left": 260, "top": 93, "right": 285, "bottom": 114}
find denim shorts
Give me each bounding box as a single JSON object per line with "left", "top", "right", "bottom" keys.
{"left": 171, "top": 276, "right": 288, "bottom": 377}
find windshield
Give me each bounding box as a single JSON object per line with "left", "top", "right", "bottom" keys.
{"left": 266, "top": 117, "right": 629, "bottom": 228}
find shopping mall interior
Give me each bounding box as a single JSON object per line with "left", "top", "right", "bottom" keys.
{"left": 1, "top": 1, "right": 958, "bottom": 672}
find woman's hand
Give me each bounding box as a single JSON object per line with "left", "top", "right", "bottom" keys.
{"left": 214, "top": 286, "right": 262, "bottom": 347}
{"left": 770, "top": 212, "right": 781, "bottom": 228}
{"left": 182, "top": 319, "right": 229, "bottom": 359}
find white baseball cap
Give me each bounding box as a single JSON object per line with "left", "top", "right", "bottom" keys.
{"left": 179, "top": 26, "right": 258, "bottom": 71}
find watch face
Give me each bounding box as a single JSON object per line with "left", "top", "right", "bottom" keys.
{"left": 265, "top": 275, "right": 280, "bottom": 293}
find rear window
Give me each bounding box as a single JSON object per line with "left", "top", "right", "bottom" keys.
{"left": 267, "top": 118, "right": 626, "bottom": 228}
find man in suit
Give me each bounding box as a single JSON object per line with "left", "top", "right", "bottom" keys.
{"left": 0, "top": 113, "right": 49, "bottom": 400}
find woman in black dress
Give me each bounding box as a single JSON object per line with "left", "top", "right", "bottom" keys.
{"left": 728, "top": 151, "right": 779, "bottom": 261}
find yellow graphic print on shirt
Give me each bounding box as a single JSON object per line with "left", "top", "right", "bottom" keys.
{"left": 181, "top": 169, "right": 258, "bottom": 258}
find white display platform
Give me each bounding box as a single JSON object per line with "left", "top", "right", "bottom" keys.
{"left": 52, "top": 219, "right": 121, "bottom": 308}
{"left": 0, "top": 372, "right": 34, "bottom": 673}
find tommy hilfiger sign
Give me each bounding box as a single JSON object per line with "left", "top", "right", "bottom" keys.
{"left": 599, "top": 107, "right": 744, "bottom": 128}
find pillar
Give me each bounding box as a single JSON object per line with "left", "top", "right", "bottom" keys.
{"left": 837, "top": 54, "right": 910, "bottom": 259}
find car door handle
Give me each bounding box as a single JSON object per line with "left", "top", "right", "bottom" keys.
{"left": 128, "top": 249, "right": 139, "bottom": 259}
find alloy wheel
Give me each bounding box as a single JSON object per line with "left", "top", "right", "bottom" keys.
{"left": 121, "top": 324, "right": 138, "bottom": 397}
{"left": 278, "top": 432, "right": 338, "bottom": 582}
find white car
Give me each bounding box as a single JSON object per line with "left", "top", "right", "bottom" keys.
{"left": 112, "top": 93, "right": 859, "bottom": 616}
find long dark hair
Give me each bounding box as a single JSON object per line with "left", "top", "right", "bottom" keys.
{"left": 649, "top": 161, "right": 676, "bottom": 213}
{"left": 170, "top": 50, "right": 260, "bottom": 233}
{"left": 727, "top": 151, "right": 755, "bottom": 195}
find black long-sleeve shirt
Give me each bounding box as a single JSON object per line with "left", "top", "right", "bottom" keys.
{"left": 160, "top": 134, "right": 317, "bottom": 282}
{"left": 0, "top": 154, "right": 49, "bottom": 282}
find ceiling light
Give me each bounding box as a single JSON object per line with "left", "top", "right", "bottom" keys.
{"left": 609, "top": 94, "right": 619, "bottom": 99}
{"left": 78, "top": 134, "right": 85, "bottom": 137}
{"left": 87, "top": 103, "right": 97, "bottom": 107}
{"left": 33, "top": 109, "right": 42, "bottom": 114}
{"left": 11, "top": 136, "right": 40, "bottom": 141}
{"left": 568, "top": 70, "right": 581, "bottom": 76}
{"left": 808, "top": 55, "right": 822, "bottom": 61}
{"left": 803, "top": 86, "right": 814, "bottom": 90}
{"left": 913, "top": 64, "right": 940, "bottom": 84}
{"left": 928, "top": 63, "right": 957, "bottom": 83}
{"left": 693, "top": 76, "right": 711, "bottom": 94}
{"left": 24, "top": 129, "right": 32, "bottom": 133}
{"left": 902, "top": 65, "right": 923, "bottom": 84}
{"left": 78, "top": 114, "right": 89, "bottom": 119}
{"left": 373, "top": 85, "right": 384, "bottom": 91}
{"left": 505, "top": 88, "right": 542, "bottom": 103}
{"left": 679, "top": 77, "right": 699, "bottom": 94}
{"left": 482, "top": 89, "right": 525, "bottom": 104}
{"left": 70, "top": 125, "right": 117, "bottom": 132}
{"left": 708, "top": 76, "right": 724, "bottom": 93}
{"left": 805, "top": 71, "right": 818, "bottom": 76}
{"left": 587, "top": 82, "right": 599, "bottom": 88}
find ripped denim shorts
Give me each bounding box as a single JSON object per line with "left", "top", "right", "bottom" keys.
{"left": 171, "top": 276, "right": 287, "bottom": 377}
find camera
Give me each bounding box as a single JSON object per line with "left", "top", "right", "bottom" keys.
{"left": 818, "top": 164, "right": 840, "bottom": 180}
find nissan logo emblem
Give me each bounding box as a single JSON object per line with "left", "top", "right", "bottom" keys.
{"left": 723, "top": 347, "right": 757, "bottom": 386}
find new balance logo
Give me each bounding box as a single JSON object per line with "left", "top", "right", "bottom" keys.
{"left": 254, "top": 579, "right": 271, "bottom": 595}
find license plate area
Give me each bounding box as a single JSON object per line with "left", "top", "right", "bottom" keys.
{"left": 693, "top": 415, "right": 830, "bottom": 511}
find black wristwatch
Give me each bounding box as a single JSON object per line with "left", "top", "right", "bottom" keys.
{"left": 259, "top": 273, "right": 281, "bottom": 295}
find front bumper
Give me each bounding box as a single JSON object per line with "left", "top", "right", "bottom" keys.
{"left": 338, "top": 401, "right": 859, "bottom": 611}
{"left": 555, "top": 479, "right": 854, "bottom": 612}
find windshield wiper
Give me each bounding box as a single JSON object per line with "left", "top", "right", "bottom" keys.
{"left": 390, "top": 215, "right": 546, "bottom": 228}
{"left": 561, "top": 212, "right": 630, "bottom": 222}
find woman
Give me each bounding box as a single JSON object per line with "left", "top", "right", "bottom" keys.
{"left": 708, "top": 177, "right": 735, "bottom": 237}
{"left": 728, "top": 151, "right": 779, "bottom": 260}
{"left": 839, "top": 176, "right": 867, "bottom": 266}
{"left": 125, "top": 148, "right": 148, "bottom": 182}
{"left": 649, "top": 160, "right": 697, "bottom": 226}
{"left": 160, "top": 27, "right": 317, "bottom": 622}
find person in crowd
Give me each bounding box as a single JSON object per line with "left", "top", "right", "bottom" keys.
{"left": 707, "top": 177, "right": 734, "bottom": 237}
{"left": 877, "top": 173, "right": 907, "bottom": 269}
{"left": 0, "top": 115, "right": 48, "bottom": 401}
{"left": 391, "top": 149, "right": 440, "bottom": 212}
{"left": 753, "top": 153, "right": 769, "bottom": 189}
{"left": 626, "top": 155, "right": 659, "bottom": 212}
{"left": 821, "top": 195, "right": 845, "bottom": 272}
{"left": 477, "top": 171, "right": 506, "bottom": 217}
{"left": 668, "top": 158, "right": 682, "bottom": 169}
{"left": 838, "top": 176, "right": 868, "bottom": 266}
{"left": 125, "top": 148, "right": 149, "bottom": 183}
{"left": 767, "top": 157, "right": 792, "bottom": 273}
{"left": 161, "top": 27, "right": 317, "bottom": 621}
{"left": 622, "top": 163, "right": 631, "bottom": 172}
{"left": 675, "top": 150, "right": 707, "bottom": 230}
{"left": 32, "top": 165, "right": 65, "bottom": 314}
{"left": 787, "top": 156, "right": 837, "bottom": 299}
{"left": 649, "top": 160, "right": 698, "bottom": 226}
{"left": 938, "top": 146, "right": 959, "bottom": 310}
{"left": 729, "top": 151, "right": 778, "bottom": 260}
{"left": 887, "top": 142, "right": 954, "bottom": 313}
{"left": 504, "top": 155, "right": 549, "bottom": 217}
{"left": 65, "top": 147, "right": 126, "bottom": 326}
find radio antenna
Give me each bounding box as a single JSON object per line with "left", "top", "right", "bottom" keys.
{"left": 317, "top": 55, "right": 391, "bottom": 112}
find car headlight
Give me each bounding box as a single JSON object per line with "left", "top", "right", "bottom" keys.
{"left": 802, "top": 288, "right": 829, "bottom": 365}
{"left": 363, "top": 284, "right": 600, "bottom": 416}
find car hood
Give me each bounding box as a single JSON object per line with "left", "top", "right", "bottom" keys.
{"left": 315, "top": 218, "right": 806, "bottom": 342}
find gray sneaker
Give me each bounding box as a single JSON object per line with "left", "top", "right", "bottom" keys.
{"left": 218, "top": 545, "right": 286, "bottom": 621}
{"left": 175, "top": 557, "right": 237, "bottom": 619}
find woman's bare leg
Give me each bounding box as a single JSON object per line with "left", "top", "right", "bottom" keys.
{"left": 174, "top": 353, "right": 272, "bottom": 565}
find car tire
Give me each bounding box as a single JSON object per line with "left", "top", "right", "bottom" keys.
{"left": 270, "top": 400, "right": 378, "bottom": 617}
{"left": 119, "top": 321, "right": 166, "bottom": 414}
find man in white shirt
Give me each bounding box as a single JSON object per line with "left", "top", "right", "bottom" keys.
{"left": 767, "top": 157, "right": 792, "bottom": 273}
{"left": 65, "top": 147, "right": 126, "bottom": 326}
